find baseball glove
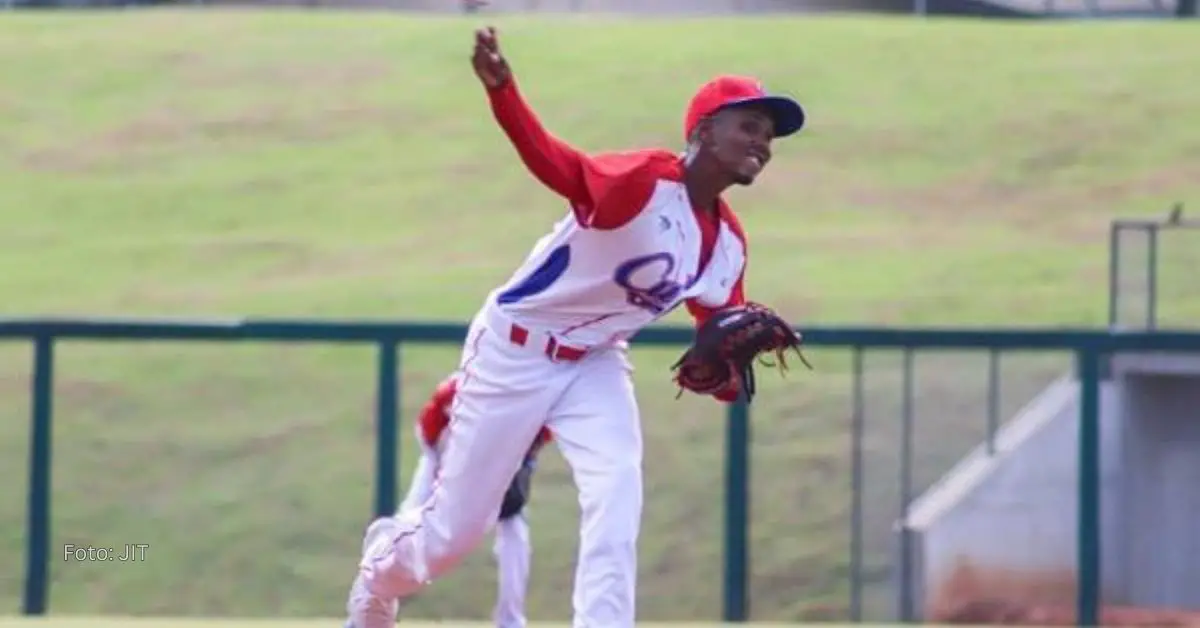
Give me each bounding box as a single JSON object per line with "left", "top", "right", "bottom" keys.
{"left": 670, "top": 302, "right": 811, "bottom": 403}
{"left": 498, "top": 434, "right": 548, "bottom": 520}
{"left": 498, "top": 458, "right": 534, "bottom": 520}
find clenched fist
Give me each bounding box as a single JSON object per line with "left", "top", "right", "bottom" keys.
{"left": 471, "top": 26, "right": 511, "bottom": 89}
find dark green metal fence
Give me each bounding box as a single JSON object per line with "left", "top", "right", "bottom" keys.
{"left": 1108, "top": 204, "right": 1200, "bottom": 331}
{"left": 5, "top": 317, "right": 1200, "bottom": 624}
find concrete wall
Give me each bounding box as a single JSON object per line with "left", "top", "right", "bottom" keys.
{"left": 1113, "top": 355, "right": 1200, "bottom": 608}
{"left": 900, "top": 376, "right": 1125, "bottom": 620}
{"left": 903, "top": 353, "right": 1200, "bottom": 621}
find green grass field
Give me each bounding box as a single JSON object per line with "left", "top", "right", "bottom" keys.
{"left": 1, "top": 7, "right": 1198, "bottom": 624}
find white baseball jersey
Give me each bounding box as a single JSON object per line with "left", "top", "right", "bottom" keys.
{"left": 488, "top": 149, "right": 748, "bottom": 348}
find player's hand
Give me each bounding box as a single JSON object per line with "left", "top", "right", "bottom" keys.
{"left": 471, "top": 26, "right": 511, "bottom": 89}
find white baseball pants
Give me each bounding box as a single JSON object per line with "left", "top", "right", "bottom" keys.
{"left": 359, "top": 304, "right": 644, "bottom": 628}
{"left": 399, "top": 442, "right": 534, "bottom": 628}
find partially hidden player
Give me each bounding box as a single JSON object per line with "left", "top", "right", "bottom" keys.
{"left": 345, "top": 25, "right": 807, "bottom": 628}
{"left": 346, "top": 374, "right": 550, "bottom": 628}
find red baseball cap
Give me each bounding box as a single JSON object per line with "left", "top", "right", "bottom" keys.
{"left": 683, "top": 75, "right": 806, "bottom": 141}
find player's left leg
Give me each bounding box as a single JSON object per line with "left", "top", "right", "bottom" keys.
{"left": 353, "top": 313, "right": 562, "bottom": 613}
{"left": 493, "top": 512, "right": 532, "bottom": 628}
{"left": 398, "top": 440, "right": 439, "bottom": 513}
{"left": 346, "top": 437, "right": 439, "bottom": 627}
{"left": 546, "top": 348, "right": 643, "bottom": 628}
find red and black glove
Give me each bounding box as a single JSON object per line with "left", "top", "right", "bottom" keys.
{"left": 670, "top": 302, "right": 812, "bottom": 403}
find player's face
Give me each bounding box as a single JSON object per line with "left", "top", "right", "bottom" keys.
{"left": 708, "top": 106, "right": 775, "bottom": 186}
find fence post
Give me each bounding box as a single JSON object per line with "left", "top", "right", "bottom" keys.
{"left": 723, "top": 396, "right": 751, "bottom": 622}
{"left": 1076, "top": 348, "right": 1101, "bottom": 628}
{"left": 1106, "top": 221, "right": 1120, "bottom": 328}
{"left": 374, "top": 342, "right": 399, "bottom": 519}
{"left": 898, "top": 349, "right": 916, "bottom": 622}
{"left": 24, "top": 336, "right": 54, "bottom": 615}
{"left": 1147, "top": 225, "right": 1159, "bottom": 330}
{"left": 849, "top": 347, "right": 865, "bottom": 621}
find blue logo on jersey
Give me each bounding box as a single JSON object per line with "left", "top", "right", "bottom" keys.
{"left": 497, "top": 244, "right": 571, "bottom": 306}
{"left": 613, "top": 252, "right": 697, "bottom": 315}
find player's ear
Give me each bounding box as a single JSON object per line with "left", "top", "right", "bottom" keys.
{"left": 693, "top": 117, "right": 715, "bottom": 149}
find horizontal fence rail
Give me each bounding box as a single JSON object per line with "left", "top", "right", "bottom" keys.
{"left": 7, "top": 317, "right": 1200, "bottom": 349}
{"left": 5, "top": 317, "right": 1200, "bottom": 624}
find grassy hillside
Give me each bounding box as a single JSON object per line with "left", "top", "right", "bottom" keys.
{"left": 1, "top": 9, "right": 1198, "bottom": 623}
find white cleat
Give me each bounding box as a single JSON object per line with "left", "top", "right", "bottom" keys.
{"left": 345, "top": 518, "right": 404, "bottom": 628}
{"left": 344, "top": 569, "right": 400, "bottom": 628}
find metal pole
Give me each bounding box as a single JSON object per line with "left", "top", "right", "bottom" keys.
{"left": 1147, "top": 225, "right": 1159, "bottom": 330}
{"left": 986, "top": 350, "right": 1000, "bottom": 455}
{"left": 849, "top": 347, "right": 865, "bottom": 622}
{"left": 1076, "top": 348, "right": 1102, "bottom": 627}
{"left": 723, "top": 396, "right": 751, "bottom": 622}
{"left": 23, "top": 336, "right": 54, "bottom": 615}
{"left": 1106, "top": 221, "right": 1120, "bottom": 328}
{"left": 898, "top": 348, "right": 915, "bottom": 622}
{"left": 374, "top": 342, "right": 399, "bottom": 519}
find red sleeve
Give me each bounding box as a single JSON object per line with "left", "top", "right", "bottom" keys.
{"left": 686, "top": 207, "right": 749, "bottom": 404}
{"left": 685, "top": 274, "right": 747, "bottom": 403}
{"left": 686, "top": 203, "right": 748, "bottom": 329}
{"left": 417, "top": 376, "right": 457, "bottom": 447}
{"left": 487, "top": 80, "right": 661, "bottom": 230}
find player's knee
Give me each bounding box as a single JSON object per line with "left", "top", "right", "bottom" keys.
{"left": 607, "top": 458, "right": 643, "bottom": 500}
{"left": 447, "top": 516, "right": 492, "bottom": 557}
{"left": 422, "top": 505, "right": 494, "bottom": 570}
{"left": 582, "top": 460, "right": 642, "bottom": 534}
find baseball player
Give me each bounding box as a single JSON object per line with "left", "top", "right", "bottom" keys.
{"left": 345, "top": 25, "right": 805, "bottom": 628}
{"left": 345, "top": 374, "right": 551, "bottom": 628}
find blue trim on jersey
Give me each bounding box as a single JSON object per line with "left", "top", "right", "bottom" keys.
{"left": 497, "top": 244, "right": 571, "bottom": 305}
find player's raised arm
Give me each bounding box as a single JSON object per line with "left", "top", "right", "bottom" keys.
{"left": 473, "top": 28, "right": 589, "bottom": 202}
{"left": 472, "top": 27, "right": 661, "bottom": 231}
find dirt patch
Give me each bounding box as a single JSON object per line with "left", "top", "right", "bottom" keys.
{"left": 930, "top": 560, "right": 1200, "bottom": 626}
{"left": 844, "top": 162, "right": 1199, "bottom": 247}
{"left": 237, "top": 237, "right": 419, "bottom": 285}
{"left": 0, "top": 374, "right": 131, "bottom": 412}
{"left": 18, "top": 53, "right": 408, "bottom": 174}
{"left": 188, "top": 236, "right": 316, "bottom": 267}
{"left": 16, "top": 52, "right": 403, "bottom": 171}
{"left": 100, "top": 241, "right": 409, "bottom": 311}
{"left": 20, "top": 103, "right": 416, "bottom": 174}
{"left": 180, "top": 59, "right": 390, "bottom": 91}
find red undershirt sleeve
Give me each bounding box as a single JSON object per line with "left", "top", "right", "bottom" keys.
{"left": 487, "top": 79, "right": 657, "bottom": 231}
{"left": 686, "top": 206, "right": 750, "bottom": 403}
{"left": 686, "top": 273, "right": 747, "bottom": 403}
